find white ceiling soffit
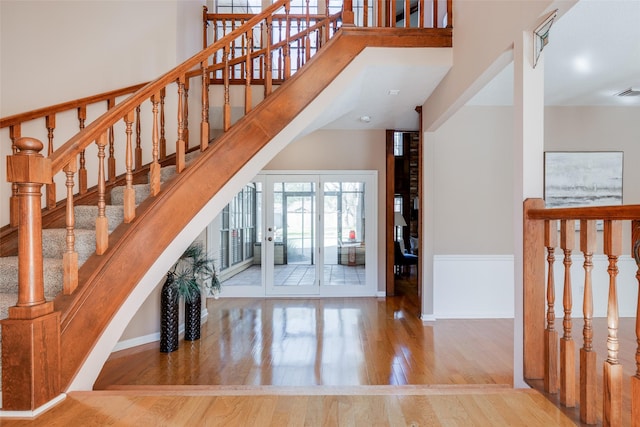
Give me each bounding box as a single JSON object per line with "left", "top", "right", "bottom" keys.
{"left": 314, "top": 47, "right": 452, "bottom": 131}
{"left": 468, "top": 0, "right": 640, "bottom": 107}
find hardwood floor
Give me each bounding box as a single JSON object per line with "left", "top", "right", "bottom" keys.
{"left": 0, "top": 277, "right": 582, "bottom": 425}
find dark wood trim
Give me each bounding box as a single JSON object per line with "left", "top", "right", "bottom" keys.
{"left": 528, "top": 204, "right": 640, "bottom": 221}
{"left": 385, "top": 130, "right": 395, "bottom": 296}
{"left": 416, "top": 106, "right": 423, "bottom": 314}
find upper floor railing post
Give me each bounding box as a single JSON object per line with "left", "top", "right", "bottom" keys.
{"left": 343, "top": 0, "right": 354, "bottom": 25}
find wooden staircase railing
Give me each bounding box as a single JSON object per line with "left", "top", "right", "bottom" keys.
{"left": 1, "top": 1, "right": 454, "bottom": 411}
{"left": 524, "top": 199, "right": 640, "bottom": 426}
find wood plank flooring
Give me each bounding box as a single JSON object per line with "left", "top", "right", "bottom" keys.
{"left": 2, "top": 278, "right": 629, "bottom": 425}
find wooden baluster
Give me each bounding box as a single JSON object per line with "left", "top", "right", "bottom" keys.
{"left": 389, "top": 0, "right": 395, "bottom": 27}
{"left": 632, "top": 220, "right": 640, "bottom": 427}
{"left": 9, "top": 124, "right": 21, "bottom": 227}
{"left": 95, "top": 132, "right": 108, "bottom": 255}
{"left": 245, "top": 30, "right": 253, "bottom": 115}
{"left": 433, "top": 0, "right": 438, "bottom": 28}
{"left": 377, "top": 0, "right": 383, "bottom": 27}
{"left": 45, "top": 114, "right": 56, "bottom": 209}
{"left": 183, "top": 78, "right": 190, "bottom": 150}
{"left": 447, "top": 0, "right": 453, "bottom": 28}
{"left": 265, "top": 17, "right": 273, "bottom": 97}
{"left": 544, "top": 220, "right": 559, "bottom": 394}
{"left": 223, "top": 45, "right": 231, "bottom": 132}
{"left": 149, "top": 93, "right": 161, "bottom": 196}
{"left": 363, "top": 0, "right": 369, "bottom": 27}
{"left": 419, "top": 0, "right": 424, "bottom": 27}
{"left": 284, "top": 2, "right": 291, "bottom": 80}
{"left": 560, "top": 219, "right": 576, "bottom": 407}
{"left": 603, "top": 220, "right": 622, "bottom": 426}
{"left": 135, "top": 105, "right": 142, "bottom": 170}
{"left": 343, "top": 0, "right": 354, "bottom": 25}
{"left": 3, "top": 137, "right": 59, "bottom": 411}
{"left": 77, "top": 107, "right": 88, "bottom": 194}
{"left": 176, "top": 75, "right": 186, "bottom": 173}
{"left": 202, "top": 6, "right": 208, "bottom": 49}
{"left": 107, "top": 98, "right": 116, "bottom": 182}
{"left": 405, "top": 0, "right": 410, "bottom": 27}
{"left": 305, "top": 0, "right": 311, "bottom": 61}
{"left": 123, "top": 111, "right": 135, "bottom": 223}
{"left": 201, "top": 60, "right": 210, "bottom": 151}
{"left": 297, "top": 19, "right": 303, "bottom": 70}
{"left": 160, "top": 88, "right": 167, "bottom": 160}
{"left": 580, "top": 219, "right": 597, "bottom": 424}
{"left": 323, "top": 0, "right": 330, "bottom": 43}
{"left": 63, "top": 158, "right": 78, "bottom": 295}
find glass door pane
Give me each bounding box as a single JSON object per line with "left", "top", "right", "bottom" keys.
{"left": 323, "top": 181, "right": 366, "bottom": 287}
{"left": 267, "top": 177, "right": 319, "bottom": 295}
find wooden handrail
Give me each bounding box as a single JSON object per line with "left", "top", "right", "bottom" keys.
{"left": 0, "top": 83, "right": 146, "bottom": 129}
{"left": 528, "top": 204, "right": 640, "bottom": 221}
{"left": 49, "top": 0, "right": 289, "bottom": 175}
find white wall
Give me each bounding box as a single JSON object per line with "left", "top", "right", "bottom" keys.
{"left": 427, "top": 104, "right": 640, "bottom": 319}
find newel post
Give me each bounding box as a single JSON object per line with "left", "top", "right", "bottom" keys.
{"left": 2, "top": 137, "right": 61, "bottom": 410}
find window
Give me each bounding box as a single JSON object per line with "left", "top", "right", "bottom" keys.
{"left": 219, "top": 184, "right": 257, "bottom": 272}
{"left": 216, "top": 0, "right": 262, "bottom": 13}
{"left": 393, "top": 131, "right": 403, "bottom": 156}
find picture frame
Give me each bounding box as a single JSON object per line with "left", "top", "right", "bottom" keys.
{"left": 544, "top": 151, "right": 623, "bottom": 208}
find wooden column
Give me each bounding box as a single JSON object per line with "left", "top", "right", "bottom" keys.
{"left": 632, "top": 220, "right": 640, "bottom": 427}
{"left": 559, "top": 219, "right": 576, "bottom": 407}
{"left": 2, "top": 137, "right": 60, "bottom": 410}
{"left": 544, "top": 220, "right": 558, "bottom": 394}
{"left": 603, "top": 219, "right": 622, "bottom": 426}
{"left": 580, "top": 219, "right": 597, "bottom": 424}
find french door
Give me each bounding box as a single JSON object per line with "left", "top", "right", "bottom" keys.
{"left": 216, "top": 171, "right": 377, "bottom": 297}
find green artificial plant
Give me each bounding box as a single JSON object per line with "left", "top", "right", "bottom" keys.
{"left": 168, "top": 243, "right": 220, "bottom": 303}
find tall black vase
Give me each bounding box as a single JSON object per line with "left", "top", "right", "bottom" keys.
{"left": 184, "top": 292, "right": 201, "bottom": 341}
{"left": 160, "top": 274, "right": 179, "bottom": 353}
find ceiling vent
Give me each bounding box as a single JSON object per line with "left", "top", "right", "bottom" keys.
{"left": 615, "top": 87, "right": 640, "bottom": 97}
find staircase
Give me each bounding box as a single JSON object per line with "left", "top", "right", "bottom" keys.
{"left": 0, "top": 1, "right": 453, "bottom": 412}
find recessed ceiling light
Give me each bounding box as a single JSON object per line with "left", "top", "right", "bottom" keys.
{"left": 388, "top": 89, "right": 400, "bottom": 96}
{"left": 359, "top": 115, "right": 371, "bottom": 123}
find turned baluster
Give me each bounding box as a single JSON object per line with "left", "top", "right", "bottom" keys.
{"left": 433, "top": 0, "right": 438, "bottom": 28}
{"left": 377, "top": 0, "right": 383, "bottom": 27}
{"left": 149, "top": 93, "right": 161, "bottom": 196}
{"left": 603, "top": 220, "right": 622, "bottom": 426}
{"left": 45, "top": 114, "right": 56, "bottom": 209}
{"left": 123, "top": 111, "right": 136, "bottom": 223}
{"left": 176, "top": 76, "right": 186, "bottom": 173}
{"left": 580, "top": 220, "right": 597, "bottom": 424}
{"left": 95, "top": 132, "right": 109, "bottom": 255}
{"left": 5, "top": 137, "right": 53, "bottom": 317}
{"left": 201, "top": 60, "right": 210, "bottom": 151}
{"left": 160, "top": 88, "right": 167, "bottom": 160}
{"left": 404, "top": 0, "right": 410, "bottom": 27}
{"left": 544, "top": 220, "right": 559, "bottom": 394}
{"left": 305, "top": 0, "right": 311, "bottom": 61}
{"left": 223, "top": 45, "right": 231, "bottom": 132}
{"left": 631, "top": 220, "right": 640, "bottom": 427}
{"left": 284, "top": 2, "right": 291, "bottom": 79}
{"left": 183, "top": 78, "right": 190, "bottom": 149}
{"left": 9, "top": 124, "right": 21, "bottom": 227}
{"left": 343, "top": 0, "right": 354, "bottom": 25}
{"left": 560, "top": 219, "right": 576, "bottom": 407}
{"left": 77, "top": 106, "right": 88, "bottom": 194}
{"left": 107, "top": 98, "right": 116, "bottom": 182}
{"left": 418, "top": 0, "right": 424, "bottom": 27}
{"left": 245, "top": 30, "right": 253, "bottom": 115}
{"left": 363, "top": 0, "right": 369, "bottom": 27}
{"left": 265, "top": 17, "right": 273, "bottom": 97}
{"left": 297, "top": 20, "right": 303, "bottom": 70}
{"left": 63, "top": 158, "right": 78, "bottom": 295}
{"left": 323, "top": 0, "right": 330, "bottom": 43}
{"left": 135, "top": 105, "right": 142, "bottom": 170}
{"left": 447, "top": 0, "right": 453, "bottom": 28}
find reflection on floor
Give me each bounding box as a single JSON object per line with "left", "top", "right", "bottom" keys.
{"left": 222, "top": 264, "right": 366, "bottom": 287}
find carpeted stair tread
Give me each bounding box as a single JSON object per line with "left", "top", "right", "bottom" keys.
{"left": 110, "top": 183, "right": 150, "bottom": 205}
{"left": 42, "top": 228, "right": 96, "bottom": 264}
{"left": 0, "top": 257, "right": 64, "bottom": 297}
{"left": 74, "top": 205, "right": 125, "bottom": 231}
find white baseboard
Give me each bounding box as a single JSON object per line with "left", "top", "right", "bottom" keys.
{"left": 0, "top": 393, "right": 66, "bottom": 418}
{"left": 421, "top": 314, "right": 436, "bottom": 322}
{"left": 376, "top": 291, "right": 386, "bottom": 298}
{"left": 113, "top": 308, "right": 209, "bottom": 352}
